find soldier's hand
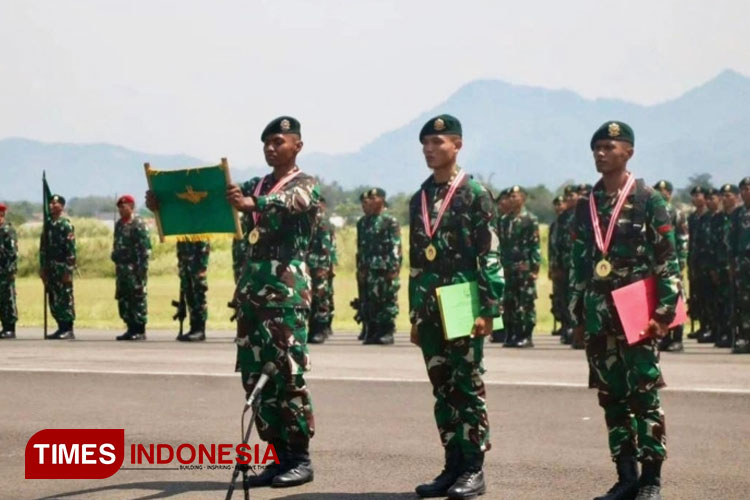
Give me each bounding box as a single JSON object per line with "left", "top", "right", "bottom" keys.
{"left": 145, "top": 190, "right": 159, "bottom": 211}
{"left": 646, "top": 319, "right": 670, "bottom": 339}
{"left": 471, "top": 316, "right": 493, "bottom": 337}
{"left": 226, "top": 184, "right": 256, "bottom": 212}
{"left": 410, "top": 324, "right": 420, "bottom": 347}
{"left": 62, "top": 272, "right": 72, "bottom": 284}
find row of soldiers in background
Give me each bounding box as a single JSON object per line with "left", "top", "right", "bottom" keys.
{"left": 687, "top": 180, "right": 750, "bottom": 354}
{"left": 353, "top": 188, "right": 402, "bottom": 345}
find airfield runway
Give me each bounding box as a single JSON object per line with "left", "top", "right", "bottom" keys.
{"left": 1, "top": 329, "right": 749, "bottom": 500}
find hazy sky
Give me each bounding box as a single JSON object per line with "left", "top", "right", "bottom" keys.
{"left": 1, "top": 0, "right": 748, "bottom": 167}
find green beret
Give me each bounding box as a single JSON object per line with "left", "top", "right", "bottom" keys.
{"left": 653, "top": 180, "right": 673, "bottom": 193}
{"left": 50, "top": 194, "right": 66, "bottom": 206}
{"left": 689, "top": 186, "right": 706, "bottom": 195}
{"left": 739, "top": 177, "right": 750, "bottom": 188}
{"left": 577, "top": 183, "right": 593, "bottom": 196}
{"left": 563, "top": 185, "right": 577, "bottom": 196}
{"left": 367, "top": 187, "right": 386, "bottom": 199}
{"left": 705, "top": 188, "right": 718, "bottom": 197}
{"left": 720, "top": 183, "right": 739, "bottom": 195}
{"left": 509, "top": 185, "right": 527, "bottom": 196}
{"left": 419, "top": 114, "right": 462, "bottom": 142}
{"left": 553, "top": 196, "right": 564, "bottom": 205}
{"left": 359, "top": 191, "right": 367, "bottom": 201}
{"left": 260, "top": 116, "right": 301, "bottom": 142}
{"left": 590, "top": 121, "right": 634, "bottom": 150}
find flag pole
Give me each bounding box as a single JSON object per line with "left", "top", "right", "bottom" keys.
{"left": 221, "top": 158, "right": 243, "bottom": 240}
{"left": 144, "top": 163, "right": 165, "bottom": 243}
{"left": 42, "top": 172, "right": 49, "bottom": 339}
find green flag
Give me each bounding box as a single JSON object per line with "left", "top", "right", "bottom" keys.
{"left": 145, "top": 160, "right": 241, "bottom": 242}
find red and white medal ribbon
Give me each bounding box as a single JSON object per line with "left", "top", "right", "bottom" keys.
{"left": 252, "top": 168, "right": 302, "bottom": 225}
{"left": 589, "top": 173, "right": 636, "bottom": 257}
{"left": 421, "top": 169, "right": 467, "bottom": 239}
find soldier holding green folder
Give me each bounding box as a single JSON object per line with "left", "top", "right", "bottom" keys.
{"left": 409, "top": 114, "right": 503, "bottom": 500}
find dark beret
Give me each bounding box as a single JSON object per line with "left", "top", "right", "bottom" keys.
{"left": 689, "top": 186, "right": 706, "bottom": 195}
{"left": 367, "top": 187, "right": 386, "bottom": 199}
{"left": 419, "top": 114, "right": 462, "bottom": 142}
{"left": 577, "top": 183, "right": 593, "bottom": 195}
{"left": 50, "top": 194, "right": 66, "bottom": 206}
{"left": 590, "top": 121, "right": 634, "bottom": 150}
{"left": 261, "top": 116, "right": 301, "bottom": 142}
{"left": 117, "top": 194, "right": 135, "bottom": 206}
{"left": 509, "top": 185, "right": 527, "bottom": 195}
{"left": 739, "top": 177, "right": 750, "bottom": 188}
{"left": 0, "top": 202, "right": 6, "bottom": 212}
{"left": 653, "top": 180, "right": 673, "bottom": 193}
{"left": 720, "top": 183, "right": 739, "bottom": 195}
{"left": 705, "top": 188, "right": 718, "bottom": 196}
{"left": 553, "top": 196, "right": 564, "bottom": 205}
{"left": 563, "top": 185, "right": 577, "bottom": 196}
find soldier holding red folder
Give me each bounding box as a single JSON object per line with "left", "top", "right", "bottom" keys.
{"left": 569, "top": 121, "right": 682, "bottom": 500}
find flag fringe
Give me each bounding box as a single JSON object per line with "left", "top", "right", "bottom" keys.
{"left": 165, "top": 232, "right": 238, "bottom": 243}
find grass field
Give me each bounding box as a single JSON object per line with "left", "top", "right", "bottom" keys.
{"left": 13, "top": 221, "right": 555, "bottom": 334}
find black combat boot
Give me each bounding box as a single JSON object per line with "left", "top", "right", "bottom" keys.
{"left": 116, "top": 323, "right": 144, "bottom": 341}
{"left": 503, "top": 325, "right": 517, "bottom": 347}
{"left": 490, "top": 329, "right": 506, "bottom": 343}
{"left": 363, "top": 322, "right": 380, "bottom": 344}
{"left": 714, "top": 331, "right": 732, "bottom": 348}
{"left": 515, "top": 327, "right": 534, "bottom": 348}
{"left": 357, "top": 323, "right": 366, "bottom": 341}
{"left": 634, "top": 461, "right": 662, "bottom": 500}
{"left": 374, "top": 321, "right": 395, "bottom": 345}
{"left": 307, "top": 321, "right": 327, "bottom": 344}
{"left": 0, "top": 322, "right": 16, "bottom": 339}
{"left": 696, "top": 329, "right": 715, "bottom": 343}
{"left": 182, "top": 321, "right": 206, "bottom": 342}
{"left": 415, "top": 446, "right": 462, "bottom": 498}
{"left": 593, "top": 455, "right": 639, "bottom": 500}
{"left": 732, "top": 338, "right": 750, "bottom": 354}
{"left": 56, "top": 322, "right": 75, "bottom": 340}
{"left": 322, "top": 320, "right": 333, "bottom": 337}
{"left": 271, "top": 443, "right": 313, "bottom": 488}
{"left": 244, "top": 441, "right": 286, "bottom": 488}
{"left": 446, "top": 452, "right": 486, "bottom": 499}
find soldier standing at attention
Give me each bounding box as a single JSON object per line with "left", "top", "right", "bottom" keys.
{"left": 359, "top": 188, "right": 402, "bottom": 345}
{"left": 653, "top": 181, "right": 688, "bottom": 352}
{"left": 112, "top": 195, "right": 151, "bottom": 341}
{"left": 570, "top": 122, "right": 680, "bottom": 500}
{"left": 686, "top": 186, "right": 710, "bottom": 340}
{"left": 554, "top": 185, "right": 580, "bottom": 346}
{"left": 548, "top": 195, "right": 565, "bottom": 336}
{"left": 226, "top": 116, "right": 319, "bottom": 488}
{"left": 410, "top": 114, "right": 502, "bottom": 499}
{"left": 700, "top": 188, "right": 724, "bottom": 345}
{"left": 731, "top": 177, "right": 750, "bottom": 354}
{"left": 712, "top": 184, "right": 739, "bottom": 348}
{"left": 39, "top": 194, "right": 76, "bottom": 340}
{"left": 489, "top": 189, "right": 510, "bottom": 344}
{"left": 355, "top": 190, "right": 372, "bottom": 341}
{"left": 0, "top": 203, "right": 18, "bottom": 339}
{"left": 500, "top": 185, "right": 540, "bottom": 348}
{"left": 307, "top": 196, "right": 337, "bottom": 344}
{"left": 175, "top": 240, "right": 210, "bottom": 342}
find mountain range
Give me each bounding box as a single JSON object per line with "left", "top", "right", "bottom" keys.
{"left": 2, "top": 69, "right": 749, "bottom": 201}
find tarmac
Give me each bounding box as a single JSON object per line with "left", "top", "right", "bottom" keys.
{"left": 1, "top": 328, "right": 749, "bottom": 500}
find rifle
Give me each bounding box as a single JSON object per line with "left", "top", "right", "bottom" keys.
{"left": 172, "top": 287, "right": 186, "bottom": 336}
{"left": 228, "top": 299, "right": 239, "bottom": 322}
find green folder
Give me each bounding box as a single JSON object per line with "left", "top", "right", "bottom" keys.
{"left": 436, "top": 281, "right": 503, "bottom": 340}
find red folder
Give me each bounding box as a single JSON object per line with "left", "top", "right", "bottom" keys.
{"left": 611, "top": 276, "right": 688, "bottom": 345}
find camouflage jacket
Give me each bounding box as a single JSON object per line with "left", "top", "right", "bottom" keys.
{"left": 548, "top": 218, "right": 559, "bottom": 272}
{"left": 499, "top": 207, "right": 541, "bottom": 275}
{"left": 307, "top": 216, "right": 338, "bottom": 271}
{"left": 408, "top": 169, "right": 503, "bottom": 324}
{"left": 235, "top": 167, "right": 320, "bottom": 309}
{"left": 176, "top": 241, "right": 210, "bottom": 272}
{"left": 111, "top": 216, "right": 151, "bottom": 272}
{"left": 553, "top": 208, "right": 576, "bottom": 272}
{"left": 232, "top": 182, "right": 256, "bottom": 270}
{"left": 687, "top": 209, "right": 712, "bottom": 269}
{"left": 708, "top": 211, "right": 732, "bottom": 270}
{"left": 569, "top": 178, "right": 681, "bottom": 334}
{"left": 39, "top": 216, "right": 76, "bottom": 274}
{"left": 0, "top": 221, "right": 18, "bottom": 276}
{"left": 731, "top": 204, "right": 750, "bottom": 269}
{"left": 357, "top": 211, "right": 401, "bottom": 273}
{"left": 665, "top": 202, "right": 688, "bottom": 270}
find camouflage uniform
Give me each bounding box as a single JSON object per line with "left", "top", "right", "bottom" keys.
{"left": 569, "top": 178, "right": 681, "bottom": 462}
{"left": 234, "top": 167, "right": 320, "bottom": 454}
{"left": 176, "top": 241, "right": 210, "bottom": 330}
{"left": 232, "top": 181, "right": 256, "bottom": 284}
{"left": 111, "top": 215, "right": 151, "bottom": 330}
{"left": 307, "top": 215, "right": 337, "bottom": 331}
{"left": 0, "top": 220, "right": 18, "bottom": 332}
{"left": 660, "top": 200, "right": 689, "bottom": 349}
{"left": 358, "top": 210, "right": 402, "bottom": 340}
{"left": 731, "top": 201, "right": 750, "bottom": 351}
{"left": 687, "top": 208, "right": 712, "bottom": 335}
{"left": 499, "top": 206, "right": 540, "bottom": 345}
{"left": 39, "top": 217, "right": 76, "bottom": 328}
{"left": 409, "top": 168, "right": 503, "bottom": 465}
{"left": 707, "top": 210, "right": 733, "bottom": 346}
{"left": 554, "top": 205, "right": 577, "bottom": 342}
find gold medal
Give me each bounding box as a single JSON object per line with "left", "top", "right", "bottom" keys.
{"left": 248, "top": 228, "right": 260, "bottom": 245}
{"left": 595, "top": 259, "right": 612, "bottom": 278}
{"left": 425, "top": 244, "right": 437, "bottom": 261}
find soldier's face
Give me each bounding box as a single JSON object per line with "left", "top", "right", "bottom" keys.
{"left": 706, "top": 195, "right": 719, "bottom": 211}
{"left": 657, "top": 188, "right": 672, "bottom": 201}
{"left": 0, "top": 211, "right": 5, "bottom": 225}
{"left": 741, "top": 185, "right": 750, "bottom": 205}
{"left": 361, "top": 199, "right": 370, "bottom": 215}
{"left": 565, "top": 193, "right": 579, "bottom": 209}
{"left": 369, "top": 196, "right": 384, "bottom": 212}
{"left": 722, "top": 192, "right": 737, "bottom": 211}
{"left": 263, "top": 134, "right": 302, "bottom": 168}
{"left": 554, "top": 203, "right": 564, "bottom": 215}
{"left": 499, "top": 197, "right": 510, "bottom": 213}
{"left": 118, "top": 202, "right": 134, "bottom": 219}
{"left": 691, "top": 193, "right": 705, "bottom": 208}
{"left": 49, "top": 200, "right": 64, "bottom": 217}
{"left": 593, "top": 140, "right": 633, "bottom": 174}
{"left": 422, "top": 135, "right": 461, "bottom": 170}
{"left": 510, "top": 191, "right": 524, "bottom": 209}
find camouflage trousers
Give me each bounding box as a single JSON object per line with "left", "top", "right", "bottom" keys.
{"left": 736, "top": 259, "right": 750, "bottom": 343}
{"left": 364, "top": 270, "right": 399, "bottom": 324}
{"left": 550, "top": 275, "right": 566, "bottom": 324}
{"left": 503, "top": 271, "right": 537, "bottom": 333}
{"left": 179, "top": 265, "right": 208, "bottom": 325}
{"left": 707, "top": 268, "right": 733, "bottom": 337}
{"left": 115, "top": 264, "right": 148, "bottom": 327}
{"left": 46, "top": 265, "right": 75, "bottom": 324}
{"left": 310, "top": 268, "right": 334, "bottom": 325}
{"left": 236, "top": 307, "right": 314, "bottom": 448}
{"left": 418, "top": 318, "right": 490, "bottom": 458}
{"left": 0, "top": 273, "right": 17, "bottom": 326}
{"left": 587, "top": 333, "right": 666, "bottom": 462}
{"left": 232, "top": 240, "right": 248, "bottom": 284}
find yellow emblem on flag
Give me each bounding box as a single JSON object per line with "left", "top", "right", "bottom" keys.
{"left": 176, "top": 185, "right": 208, "bottom": 204}
{"left": 608, "top": 122, "right": 621, "bottom": 137}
